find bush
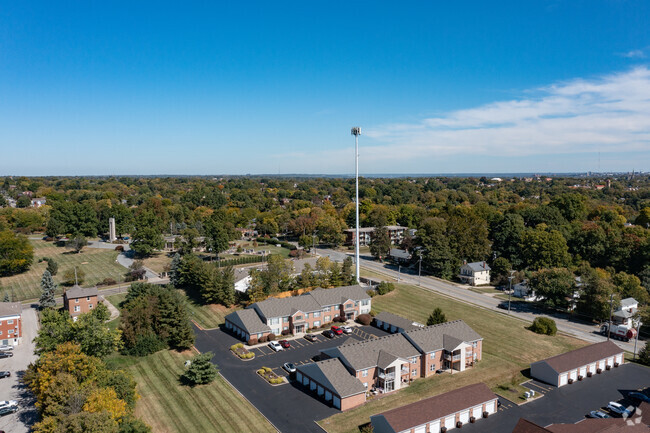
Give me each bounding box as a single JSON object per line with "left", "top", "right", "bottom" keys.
{"left": 124, "top": 334, "right": 166, "bottom": 356}
{"left": 281, "top": 329, "right": 291, "bottom": 336}
{"left": 530, "top": 317, "right": 557, "bottom": 336}
{"left": 243, "top": 353, "right": 254, "bottom": 359}
{"left": 181, "top": 352, "right": 218, "bottom": 386}
{"left": 258, "top": 335, "right": 267, "bottom": 343}
{"left": 638, "top": 341, "right": 650, "bottom": 366}
{"left": 356, "top": 314, "right": 372, "bottom": 326}
{"left": 267, "top": 334, "right": 275, "bottom": 341}
{"left": 376, "top": 281, "right": 395, "bottom": 295}
{"left": 270, "top": 378, "right": 283, "bottom": 384}
{"left": 366, "top": 289, "right": 376, "bottom": 298}
{"left": 98, "top": 277, "right": 117, "bottom": 287}
{"left": 115, "top": 245, "right": 125, "bottom": 252}
{"left": 247, "top": 338, "right": 258, "bottom": 346}
{"left": 230, "top": 343, "right": 244, "bottom": 351}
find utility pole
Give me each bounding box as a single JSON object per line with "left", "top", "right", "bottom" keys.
{"left": 607, "top": 293, "right": 614, "bottom": 341}
{"left": 352, "top": 127, "right": 361, "bottom": 284}
{"left": 633, "top": 319, "right": 641, "bottom": 361}
{"left": 508, "top": 270, "right": 515, "bottom": 315}
{"left": 418, "top": 253, "right": 422, "bottom": 287}
{"left": 398, "top": 265, "right": 401, "bottom": 282}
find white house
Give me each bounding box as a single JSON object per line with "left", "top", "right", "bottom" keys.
{"left": 613, "top": 297, "right": 641, "bottom": 328}
{"left": 458, "top": 262, "right": 491, "bottom": 286}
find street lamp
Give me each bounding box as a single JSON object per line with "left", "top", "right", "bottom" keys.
{"left": 507, "top": 270, "right": 515, "bottom": 314}
{"left": 418, "top": 253, "right": 422, "bottom": 287}
{"left": 352, "top": 127, "right": 361, "bottom": 284}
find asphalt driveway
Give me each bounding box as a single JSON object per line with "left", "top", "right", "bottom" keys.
{"left": 193, "top": 324, "right": 390, "bottom": 433}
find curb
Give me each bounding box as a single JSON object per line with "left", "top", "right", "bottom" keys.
{"left": 218, "top": 372, "right": 281, "bottom": 433}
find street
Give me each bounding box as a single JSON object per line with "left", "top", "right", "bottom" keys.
{"left": 315, "top": 248, "right": 641, "bottom": 354}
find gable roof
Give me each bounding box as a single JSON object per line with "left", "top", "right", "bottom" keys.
{"left": 308, "top": 285, "right": 370, "bottom": 306}
{"left": 371, "top": 383, "right": 496, "bottom": 432}
{"left": 463, "top": 261, "right": 491, "bottom": 272}
{"left": 296, "top": 358, "right": 366, "bottom": 398}
{"left": 374, "top": 311, "right": 423, "bottom": 332}
{"left": 404, "top": 320, "right": 482, "bottom": 353}
{"left": 620, "top": 297, "right": 638, "bottom": 309}
{"left": 324, "top": 332, "right": 421, "bottom": 371}
{"left": 531, "top": 341, "right": 623, "bottom": 374}
{"left": 511, "top": 419, "right": 553, "bottom": 433}
{"left": 64, "top": 285, "right": 98, "bottom": 299}
{"left": 225, "top": 309, "right": 271, "bottom": 335}
{"left": 389, "top": 248, "right": 411, "bottom": 260}
{"left": 0, "top": 302, "right": 22, "bottom": 318}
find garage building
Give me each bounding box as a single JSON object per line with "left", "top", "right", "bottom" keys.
{"left": 530, "top": 341, "right": 624, "bottom": 388}
{"left": 374, "top": 311, "right": 424, "bottom": 334}
{"left": 370, "top": 382, "right": 498, "bottom": 433}
{"left": 224, "top": 309, "right": 271, "bottom": 342}
{"left": 295, "top": 358, "right": 367, "bottom": 411}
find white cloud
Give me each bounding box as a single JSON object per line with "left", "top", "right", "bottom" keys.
{"left": 621, "top": 49, "right": 647, "bottom": 58}
{"left": 361, "top": 67, "right": 650, "bottom": 163}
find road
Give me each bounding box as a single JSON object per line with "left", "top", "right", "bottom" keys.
{"left": 0, "top": 307, "right": 39, "bottom": 433}
{"left": 315, "top": 248, "right": 640, "bottom": 354}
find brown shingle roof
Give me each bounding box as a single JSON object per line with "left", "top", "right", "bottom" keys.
{"left": 511, "top": 419, "right": 552, "bottom": 433}
{"left": 0, "top": 302, "right": 22, "bottom": 318}
{"left": 532, "top": 341, "right": 623, "bottom": 374}
{"left": 64, "top": 285, "right": 98, "bottom": 300}
{"left": 296, "top": 358, "right": 366, "bottom": 398}
{"left": 371, "top": 383, "right": 496, "bottom": 432}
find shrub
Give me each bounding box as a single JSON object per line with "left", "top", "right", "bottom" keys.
{"left": 230, "top": 343, "right": 244, "bottom": 351}
{"left": 281, "top": 329, "right": 291, "bottom": 336}
{"left": 270, "top": 378, "right": 283, "bottom": 384}
{"left": 638, "top": 341, "right": 650, "bottom": 366}
{"left": 244, "top": 353, "right": 254, "bottom": 359}
{"left": 376, "top": 281, "right": 395, "bottom": 295}
{"left": 530, "top": 317, "right": 557, "bottom": 336}
{"left": 247, "top": 338, "right": 258, "bottom": 346}
{"left": 257, "top": 369, "right": 265, "bottom": 375}
{"left": 369, "top": 309, "right": 377, "bottom": 317}
{"left": 99, "top": 277, "right": 117, "bottom": 287}
{"left": 258, "top": 335, "right": 267, "bottom": 343}
{"left": 267, "top": 334, "right": 275, "bottom": 341}
{"left": 124, "top": 334, "right": 166, "bottom": 357}
{"left": 356, "top": 314, "right": 372, "bottom": 326}
{"left": 115, "top": 245, "right": 124, "bottom": 252}
{"left": 366, "top": 289, "right": 376, "bottom": 298}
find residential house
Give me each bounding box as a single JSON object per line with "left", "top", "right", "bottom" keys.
{"left": 388, "top": 249, "right": 411, "bottom": 264}
{"left": 234, "top": 257, "right": 319, "bottom": 294}
{"left": 458, "top": 261, "right": 491, "bottom": 286}
{"left": 163, "top": 235, "right": 206, "bottom": 252}
{"left": 513, "top": 281, "right": 540, "bottom": 301}
{"left": 530, "top": 341, "right": 624, "bottom": 387}
{"left": 224, "top": 285, "right": 372, "bottom": 341}
{"left": 344, "top": 226, "right": 408, "bottom": 247}
{"left": 63, "top": 286, "right": 99, "bottom": 321}
{"left": 371, "top": 383, "right": 498, "bottom": 433}
{"left": 613, "top": 297, "right": 641, "bottom": 328}
{"left": 0, "top": 302, "right": 22, "bottom": 346}
{"left": 31, "top": 197, "right": 47, "bottom": 207}
{"left": 295, "top": 358, "right": 367, "bottom": 411}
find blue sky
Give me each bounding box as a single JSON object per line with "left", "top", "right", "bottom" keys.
{"left": 1, "top": 1, "right": 649, "bottom": 175}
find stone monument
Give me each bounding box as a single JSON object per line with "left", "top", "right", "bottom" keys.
{"left": 109, "top": 217, "right": 117, "bottom": 242}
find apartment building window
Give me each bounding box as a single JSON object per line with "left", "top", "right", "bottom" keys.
{"left": 295, "top": 315, "right": 302, "bottom": 321}
{"left": 74, "top": 306, "right": 80, "bottom": 312}
{"left": 7, "top": 320, "right": 13, "bottom": 325}
{"left": 313, "top": 321, "right": 320, "bottom": 328}
{"left": 430, "top": 365, "right": 435, "bottom": 372}
{"left": 361, "top": 300, "right": 369, "bottom": 306}
{"left": 269, "top": 318, "right": 280, "bottom": 325}
{"left": 8, "top": 329, "right": 13, "bottom": 334}
{"left": 430, "top": 352, "right": 436, "bottom": 359}
{"left": 362, "top": 369, "right": 368, "bottom": 377}
{"left": 364, "top": 382, "right": 368, "bottom": 389}
{"left": 314, "top": 311, "right": 320, "bottom": 317}
{"left": 283, "top": 317, "right": 289, "bottom": 323}
{"left": 410, "top": 357, "right": 417, "bottom": 364}
{"left": 283, "top": 326, "right": 289, "bottom": 331}
{"left": 411, "top": 370, "right": 417, "bottom": 376}
{"left": 75, "top": 299, "right": 79, "bottom": 303}
{"left": 472, "top": 341, "right": 478, "bottom": 348}
{"left": 86, "top": 296, "right": 91, "bottom": 301}
{"left": 355, "top": 301, "right": 359, "bottom": 306}
{"left": 0, "top": 331, "right": 2, "bottom": 335}
{"left": 325, "top": 316, "right": 330, "bottom": 322}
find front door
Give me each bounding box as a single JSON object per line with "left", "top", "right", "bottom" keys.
{"left": 294, "top": 325, "right": 304, "bottom": 333}
{"left": 384, "top": 380, "right": 394, "bottom": 392}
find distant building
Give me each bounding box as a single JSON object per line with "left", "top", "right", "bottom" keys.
{"left": 344, "top": 226, "right": 408, "bottom": 247}
{"left": 63, "top": 286, "right": 99, "bottom": 321}
{"left": 0, "top": 302, "right": 22, "bottom": 346}
{"left": 458, "top": 261, "right": 491, "bottom": 286}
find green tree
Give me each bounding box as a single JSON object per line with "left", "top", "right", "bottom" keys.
{"left": 249, "top": 255, "right": 294, "bottom": 296}
{"left": 92, "top": 302, "right": 111, "bottom": 322}
{"left": 530, "top": 317, "right": 557, "bottom": 336}
{"left": 447, "top": 207, "right": 490, "bottom": 265}
{"left": 329, "top": 262, "right": 343, "bottom": 287}
{"left": 417, "top": 217, "right": 455, "bottom": 279}
{"left": 613, "top": 272, "right": 649, "bottom": 303}
{"left": 46, "top": 259, "right": 59, "bottom": 276}
{"left": 16, "top": 195, "right": 32, "bottom": 208}
{"left": 315, "top": 213, "right": 345, "bottom": 247}
{"left": 39, "top": 270, "right": 57, "bottom": 309}
{"left": 636, "top": 207, "right": 650, "bottom": 228}
{"left": 342, "top": 256, "right": 356, "bottom": 285}
{"left": 67, "top": 235, "right": 88, "bottom": 254}
{"left": 297, "top": 263, "right": 315, "bottom": 288}
{"left": 130, "top": 211, "right": 164, "bottom": 257}
{"left": 73, "top": 313, "right": 122, "bottom": 358}
{"left": 426, "top": 307, "right": 447, "bottom": 325}
{"left": 638, "top": 341, "right": 650, "bottom": 367}
{"left": 549, "top": 192, "right": 587, "bottom": 222}
{"left": 63, "top": 267, "right": 85, "bottom": 286}
{"left": 298, "top": 234, "right": 314, "bottom": 250}
{"left": 46, "top": 217, "right": 66, "bottom": 238}
{"left": 34, "top": 309, "right": 73, "bottom": 354}
{"left": 204, "top": 214, "right": 230, "bottom": 257}
{"left": 490, "top": 213, "right": 525, "bottom": 267}
{"left": 528, "top": 268, "right": 574, "bottom": 310}
{"left": 169, "top": 253, "right": 181, "bottom": 286}
{"left": 218, "top": 266, "right": 236, "bottom": 306}
{"left": 519, "top": 227, "right": 571, "bottom": 270}
{"left": 577, "top": 266, "right": 619, "bottom": 321}
{"left": 490, "top": 257, "right": 512, "bottom": 286}
{"left": 369, "top": 226, "right": 391, "bottom": 261}
{"left": 0, "top": 230, "right": 34, "bottom": 276}
{"left": 181, "top": 352, "right": 218, "bottom": 386}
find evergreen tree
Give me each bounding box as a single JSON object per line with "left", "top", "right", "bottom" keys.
{"left": 181, "top": 352, "right": 218, "bottom": 386}
{"left": 638, "top": 341, "right": 650, "bottom": 367}
{"left": 370, "top": 226, "right": 391, "bottom": 261}
{"left": 342, "top": 256, "right": 356, "bottom": 285}
{"left": 218, "top": 266, "right": 235, "bottom": 306}
{"left": 426, "top": 307, "right": 447, "bottom": 326}
{"left": 169, "top": 253, "right": 181, "bottom": 286}
{"left": 329, "top": 262, "right": 343, "bottom": 287}
{"left": 3, "top": 292, "right": 9, "bottom": 302}
{"left": 46, "top": 259, "right": 59, "bottom": 276}
{"left": 39, "top": 270, "right": 57, "bottom": 309}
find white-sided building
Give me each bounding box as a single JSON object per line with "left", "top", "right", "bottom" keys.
{"left": 458, "top": 261, "right": 491, "bottom": 286}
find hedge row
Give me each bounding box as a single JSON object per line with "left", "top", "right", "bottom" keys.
{"left": 216, "top": 255, "right": 268, "bottom": 268}
{"left": 255, "top": 237, "right": 297, "bottom": 251}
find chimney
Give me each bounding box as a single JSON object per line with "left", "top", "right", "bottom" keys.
{"left": 483, "top": 261, "right": 486, "bottom": 269}
{"left": 463, "top": 260, "right": 467, "bottom": 265}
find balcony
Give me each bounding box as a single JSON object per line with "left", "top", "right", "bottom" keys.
{"left": 453, "top": 355, "right": 461, "bottom": 361}
{"left": 378, "top": 372, "right": 395, "bottom": 380}
{"left": 344, "top": 304, "right": 356, "bottom": 311}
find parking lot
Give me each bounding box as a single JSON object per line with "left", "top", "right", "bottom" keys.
{"left": 194, "top": 323, "right": 390, "bottom": 433}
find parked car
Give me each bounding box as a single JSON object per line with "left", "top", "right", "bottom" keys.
{"left": 497, "top": 302, "right": 509, "bottom": 310}
{"left": 0, "top": 401, "right": 17, "bottom": 410}
{"left": 0, "top": 371, "right": 9, "bottom": 379}
{"left": 304, "top": 334, "right": 318, "bottom": 342}
{"left": 0, "top": 352, "right": 12, "bottom": 359}
{"left": 607, "top": 402, "right": 634, "bottom": 417}
{"left": 0, "top": 345, "right": 13, "bottom": 351}
{"left": 322, "top": 330, "right": 335, "bottom": 338}
{"left": 588, "top": 410, "right": 611, "bottom": 418}
{"left": 628, "top": 392, "right": 650, "bottom": 403}
{"left": 331, "top": 326, "right": 343, "bottom": 335}
{"left": 0, "top": 406, "right": 17, "bottom": 416}
{"left": 279, "top": 340, "right": 290, "bottom": 349}
{"left": 268, "top": 341, "right": 283, "bottom": 352}
{"left": 341, "top": 326, "right": 353, "bottom": 334}
{"left": 283, "top": 362, "right": 297, "bottom": 374}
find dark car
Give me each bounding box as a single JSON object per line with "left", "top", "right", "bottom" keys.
{"left": 304, "top": 334, "right": 318, "bottom": 342}
{"left": 0, "top": 406, "right": 17, "bottom": 416}
{"left": 497, "top": 302, "right": 509, "bottom": 310}
{"left": 0, "top": 371, "right": 9, "bottom": 379}
{"left": 0, "top": 352, "right": 13, "bottom": 359}
{"left": 322, "top": 330, "right": 335, "bottom": 338}
{"left": 628, "top": 392, "right": 650, "bottom": 403}
{"left": 279, "top": 340, "right": 291, "bottom": 349}
{"left": 331, "top": 325, "right": 343, "bottom": 335}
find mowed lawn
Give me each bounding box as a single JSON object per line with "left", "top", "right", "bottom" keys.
{"left": 318, "top": 283, "right": 587, "bottom": 433}
{"left": 0, "top": 239, "right": 126, "bottom": 301}
{"left": 142, "top": 252, "right": 173, "bottom": 274}
{"left": 123, "top": 350, "right": 275, "bottom": 433}
{"left": 181, "top": 291, "right": 238, "bottom": 330}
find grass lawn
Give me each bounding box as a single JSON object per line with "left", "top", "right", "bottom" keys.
{"left": 179, "top": 291, "right": 238, "bottom": 330}
{"left": 109, "top": 350, "right": 275, "bottom": 433}
{"left": 0, "top": 239, "right": 126, "bottom": 302}
{"left": 142, "top": 252, "right": 173, "bottom": 274}
{"left": 318, "top": 283, "right": 587, "bottom": 433}
{"left": 468, "top": 287, "right": 503, "bottom": 295}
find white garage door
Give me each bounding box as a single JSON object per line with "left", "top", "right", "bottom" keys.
{"left": 325, "top": 391, "right": 332, "bottom": 401}
{"left": 318, "top": 385, "right": 324, "bottom": 396}
{"left": 559, "top": 373, "right": 568, "bottom": 386}
{"left": 579, "top": 367, "right": 587, "bottom": 377}
{"left": 569, "top": 370, "right": 577, "bottom": 381}
{"left": 486, "top": 400, "right": 497, "bottom": 415}
{"left": 444, "top": 416, "right": 456, "bottom": 430}
{"left": 414, "top": 425, "right": 426, "bottom": 433}
{"left": 607, "top": 357, "right": 614, "bottom": 366}
{"left": 333, "top": 396, "right": 341, "bottom": 409}
{"left": 296, "top": 372, "right": 302, "bottom": 382}
{"left": 589, "top": 363, "right": 596, "bottom": 373}
{"left": 471, "top": 405, "right": 483, "bottom": 418}
{"left": 430, "top": 420, "right": 440, "bottom": 432}
{"left": 459, "top": 410, "right": 470, "bottom": 424}
{"left": 615, "top": 354, "right": 623, "bottom": 364}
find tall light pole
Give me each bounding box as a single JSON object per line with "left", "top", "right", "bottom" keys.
{"left": 352, "top": 127, "right": 361, "bottom": 284}
{"left": 418, "top": 253, "right": 422, "bottom": 287}
{"left": 508, "top": 270, "right": 515, "bottom": 314}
